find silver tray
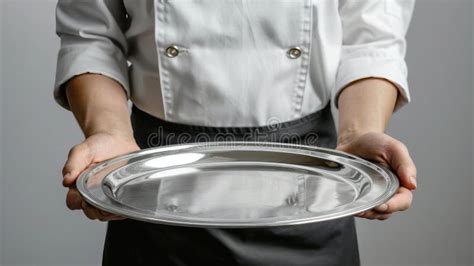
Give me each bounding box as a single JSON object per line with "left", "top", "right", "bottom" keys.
{"left": 77, "top": 142, "right": 398, "bottom": 227}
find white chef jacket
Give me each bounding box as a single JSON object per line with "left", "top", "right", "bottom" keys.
{"left": 54, "top": 0, "right": 414, "bottom": 127}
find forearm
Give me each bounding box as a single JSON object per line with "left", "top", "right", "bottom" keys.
{"left": 337, "top": 78, "right": 399, "bottom": 144}
{"left": 66, "top": 73, "right": 133, "bottom": 139}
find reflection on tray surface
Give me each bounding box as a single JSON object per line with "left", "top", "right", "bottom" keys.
{"left": 110, "top": 164, "right": 358, "bottom": 220}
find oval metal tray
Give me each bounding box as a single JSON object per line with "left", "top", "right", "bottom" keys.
{"left": 77, "top": 142, "right": 398, "bottom": 227}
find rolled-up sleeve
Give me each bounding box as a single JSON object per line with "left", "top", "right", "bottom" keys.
{"left": 54, "top": 0, "right": 130, "bottom": 109}
{"left": 335, "top": 0, "right": 415, "bottom": 110}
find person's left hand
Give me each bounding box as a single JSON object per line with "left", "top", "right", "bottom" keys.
{"left": 336, "top": 132, "right": 417, "bottom": 220}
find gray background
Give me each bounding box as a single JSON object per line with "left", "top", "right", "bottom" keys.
{"left": 0, "top": 0, "right": 472, "bottom": 265}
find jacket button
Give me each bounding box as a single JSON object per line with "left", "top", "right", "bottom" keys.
{"left": 165, "top": 45, "right": 180, "bottom": 58}
{"left": 287, "top": 47, "right": 302, "bottom": 59}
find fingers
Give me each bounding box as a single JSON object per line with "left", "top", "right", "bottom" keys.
{"left": 375, "top": 187, "right": 413, "bottom": 214}
{"left": 66, "top": 188, "right": 83, "bottom": 210}
{"left": 356, "top": 187, "right": 413, "bottom": 220}
{"left": 355, "top": 187, "right": 413, "bottom": 221}
{"left": 356, "top": 210, "right": 392, "bottom": 220}
{"left": 81, "top": 201, "right": 125, "bottom": 221}
{"left": 62, "top": 142, "right": 93, "bottom": 187}
{"left": 386, "top": 139, "right": 417, "bottom": 190}
{"left": 81, "top": 202, "right": 125, "bottom": 221}
{"left": 81, "top": 201, "right": 103, "bottom": 220}
{"left": 66, "top": 187, "right": 124, "bottom": 221}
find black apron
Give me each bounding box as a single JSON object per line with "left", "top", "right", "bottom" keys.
{"left": 102, "top": 104, "right": 360, "bottom": 266}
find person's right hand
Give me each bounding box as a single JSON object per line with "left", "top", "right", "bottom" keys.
{"left": 62, "top": 132, "right": 140, "bottom": 221}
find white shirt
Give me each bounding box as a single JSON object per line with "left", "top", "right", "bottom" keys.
{"left": 54, "top": 0, "right": 414, "bottom": 127}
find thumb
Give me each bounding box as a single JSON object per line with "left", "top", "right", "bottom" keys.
{"left": 386, "top": 139, "right": 417, "bottom": 190}
{"left": 62, "top": 142, "right": 93, "bottom": 187}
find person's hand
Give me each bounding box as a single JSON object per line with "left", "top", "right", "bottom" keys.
{"left": 62, "top": 133, "right": 140, "bottom": 221}
{"left": 337, "top": 132, "right": 417, "bottom": 220}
